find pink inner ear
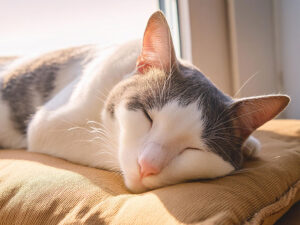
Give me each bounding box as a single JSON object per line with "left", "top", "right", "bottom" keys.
{"left": 137, "top": 55, "right": 153, "bottom": 74}
{"left": 137, "top": 11, "right": 177, "bottom": 74}
{"left": 234, "top": 95, "right": 290, "bottom": 139}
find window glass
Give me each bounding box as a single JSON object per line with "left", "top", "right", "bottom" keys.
{"left": 0, "top": 0, "right": 158, "bottom": 55}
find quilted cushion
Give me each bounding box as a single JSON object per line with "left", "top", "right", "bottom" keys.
{"left": 0, "top": 120, "right": 299, "bottom": 225}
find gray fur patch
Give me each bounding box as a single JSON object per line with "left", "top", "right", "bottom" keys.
{"left": 107, "top": 63, "right": 244, "bottom": 169}
{"left": 0, "top": 46, "right": 93, "bottom": 134}
{"left": 1, "top": 64, "right": 58, "bottom": 133}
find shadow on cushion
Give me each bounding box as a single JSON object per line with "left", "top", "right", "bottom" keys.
{"left": 0, "top": 120, "right": 299, "bottom": 225}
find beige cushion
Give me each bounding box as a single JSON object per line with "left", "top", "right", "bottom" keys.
{"left": 0, "top": 120, "right": 299, "bottom": 225}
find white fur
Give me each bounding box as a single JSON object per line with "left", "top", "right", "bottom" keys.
{"left": 116, "top": 100, "right": 234, "bottom": 193}
{"left": 142, "top": 149, "right": 234, "bottom": 191}
{"left": 0, "top": 50, "right": 91, "bottom": 150}
{"left": 242, "top": 135, "right": 261, "bottom": 157}
{"left": 27, "top": 41, "right": 141, "bottom": 171}
{"left": 1, "top": 40, "right": 235, "bottom": 193}
{"left": 0, "top": 59, "right": 16, "bottom": 74}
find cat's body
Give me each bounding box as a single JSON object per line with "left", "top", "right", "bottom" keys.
{"left": 0, "top": 12, "right": 289, "bottom": 193}
{"left": 0, "top": 41, "right": 140, "bottom": 169}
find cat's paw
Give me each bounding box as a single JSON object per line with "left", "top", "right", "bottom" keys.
{"left": 242, "top": 135, "right": 261, "bottom": 158}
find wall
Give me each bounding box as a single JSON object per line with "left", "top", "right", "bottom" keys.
{"left": 182, "top": 0, "right": 298, "bottom": 118}
{"left": 278, "top": 0, "right": 300, "bottom": 119}
{"left": 187, "top": 0, "right": 233, "bottom": 95}
{"left": 227, "top": 0, "right": 278, "bottom": 98}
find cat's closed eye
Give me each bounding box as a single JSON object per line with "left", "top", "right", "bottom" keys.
{"left": 143, "top": 109, "right": 152, "bottom": 124}
{"left": 184, "top": 147, "right": 202, "bottom": 151}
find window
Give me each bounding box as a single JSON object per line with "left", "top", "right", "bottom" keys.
{"left": 0, "top": 0, "right": 158, "bottom": 55}
{"left": 159, "top": 0, "right": 181, "bottom": 57}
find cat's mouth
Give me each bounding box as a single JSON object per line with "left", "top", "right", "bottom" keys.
{"left": 123, "top": 167, "right": 163, "bottom": 193}
{"left": 125, "top": 171, "right": 174, "bottom": 193}
{"left": 123, "top": 150, "right": 191, "bottom": 193}
{"left": 124, "top": 176, "right": 149, "bottom": 193}
{"left": 123, "top": 157, "right": 176, "bottom": 193}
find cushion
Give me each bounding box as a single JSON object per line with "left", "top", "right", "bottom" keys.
{"left": 0, "top": 120, "right": 299, "bottom": 225}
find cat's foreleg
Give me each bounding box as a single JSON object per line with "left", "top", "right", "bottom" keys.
{"left": 28, "top": 43, "right": 139, "bottom": 169}
{"left": 27, "top": 75, "right": 119, "bottom": 170}
{"left": 27, "top": 78, "right": 80, "bottom": 153}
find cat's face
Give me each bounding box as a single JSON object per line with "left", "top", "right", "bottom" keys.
{"left": 105, "top": 66, "right": 238, "bottom": 193}
{"left": 103, "top": 11, "right": 289, "bottom": 193}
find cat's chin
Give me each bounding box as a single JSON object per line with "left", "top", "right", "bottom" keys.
{"left": 124, "top": 174, "right": 167, "bottom": 193}
{"left": 124, "top": 175, "right": 166, "bottom": 193}
{"left": 124, "top": 177, "right": 149, "bottom": 193}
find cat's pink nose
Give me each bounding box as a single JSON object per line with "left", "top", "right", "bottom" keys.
{"left": 138, "top": 158, "right": 160, "bottom": 178}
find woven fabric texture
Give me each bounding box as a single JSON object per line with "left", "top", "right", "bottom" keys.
{"left": 0, "top": 120, "right": 299, "bottom": 225}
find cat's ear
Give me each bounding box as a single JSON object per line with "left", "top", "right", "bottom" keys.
{"left": 137, "top": 11, "right": 177, "bottom": 74}
{"left": 231, "top": 95, "right": 290, "bottom": 139}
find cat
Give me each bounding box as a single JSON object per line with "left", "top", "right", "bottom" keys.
{"left": 0, "top": 11, "right": 289, "bottom": 193}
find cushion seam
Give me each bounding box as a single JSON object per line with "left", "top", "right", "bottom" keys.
{"left": 243, "top": 179, "right": 300, "bottom": 225}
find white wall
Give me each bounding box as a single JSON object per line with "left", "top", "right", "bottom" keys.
{"left": 228, "top": 0, "right": 278, "bottom": 98}
{"left": 0, "top": 0, "right": 158, "bottom": 56}
{"left": 184, "top": 0, "right": 298, "bottom": 118}
{"left": 187, "top": 0, "right": 232, "bottom": 95}
{"left": 183, "top": 0, "right": 280, "bottom": 98}
{"left": 279, "top": 1, "right": 300, "bottom": 119}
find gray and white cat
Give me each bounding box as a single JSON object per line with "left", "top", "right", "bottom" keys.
{"left": 0, "top": 11, "right": 289, "bottom": 193}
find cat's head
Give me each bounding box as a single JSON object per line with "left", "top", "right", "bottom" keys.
{"left": 103, "top": 11, "right": 290, "bottom": 193}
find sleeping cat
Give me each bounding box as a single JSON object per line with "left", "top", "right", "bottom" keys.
{"left": 0, "top": 11, "right": 289, "bottom": 193}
